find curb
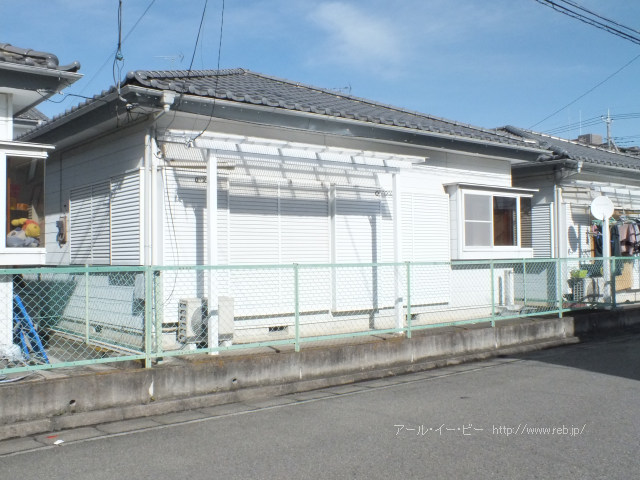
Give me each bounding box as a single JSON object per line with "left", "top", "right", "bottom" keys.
{"left": 0, "top": 335, "right": 578, "bottom": 441}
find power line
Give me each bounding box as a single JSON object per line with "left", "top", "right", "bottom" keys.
{"left": 187, "top": 0, "right": 209, "bottom": 73}
{"left": 530, "top": 1, "right": 640, "bottom": 129}
{"left": 533, "top": 0, "right": 640, "bottom": 45}
{"left": 164, "top": 0, "right": 211, "bottom": 135}
{"left": 79, "top": 0, "right": 157, "bottom": 95}
{"left": 191, "top": 0, "right": 226, "bottom": 143}
{"left": 558, "top": 0, "right": 640, "bottom": 36}
{"left": 529, "top": 52, "right": 640, "bottom": 129}
{"left": 544, "top": 112, "right": 640, "bottom": 135}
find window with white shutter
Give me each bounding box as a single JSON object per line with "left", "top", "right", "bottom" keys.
{"left": 70, "top": 182, "right": 110, "bottom": 265}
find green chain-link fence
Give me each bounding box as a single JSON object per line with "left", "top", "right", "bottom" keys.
{"left": 1, "top": 257, "right": 632, "bottom": 374}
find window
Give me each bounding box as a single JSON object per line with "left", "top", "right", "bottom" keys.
{"left": 6, "top": 156, "right": 45, "bottom": 248}
{"left": 463, "top": 193, "right": 531, "bottom": 248}
{"left": 464, "top": 194, "right": 492, "bottom": 246}
{"left": 493, "top": 197, "right": 517, "bottom": 246}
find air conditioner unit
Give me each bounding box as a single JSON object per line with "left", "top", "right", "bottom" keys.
{"left": 177, "top": 298, "right": 207, "bottom": 345}
{"left": 495, "top": 269, "right": 515, "bottom": 307}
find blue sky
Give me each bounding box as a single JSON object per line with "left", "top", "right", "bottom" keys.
{"left": 3, "top": 0, "right": 640, "bottom": 145}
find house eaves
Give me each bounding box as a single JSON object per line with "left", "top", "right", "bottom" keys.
{"left": 24, "top": 69, "right": 548, "bottom": 162}
{"left": 0, "top": 50, "right": 82, "bottom": 116}
{"left": 504, "top": 125, "right": 640, "bottom": 172}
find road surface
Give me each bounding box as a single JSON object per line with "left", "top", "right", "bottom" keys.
{"left": 2, "top": 328, "right": 639, "bottom": 479}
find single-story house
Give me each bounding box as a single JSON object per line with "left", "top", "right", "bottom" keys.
{"left": 0, "top": 43, "right": 81, "bottom": 354}
{"left": 507, "top": 126, "right": 640, "bottom": 301}
{"left": 21, "top": 68, "right": 551, "bottom": 348}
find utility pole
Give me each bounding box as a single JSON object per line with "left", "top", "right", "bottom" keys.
{"left": 602, "top": 109, "right": 615, "bottom": 150}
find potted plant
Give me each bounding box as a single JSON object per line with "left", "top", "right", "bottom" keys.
{"left": 570, "top": 268, "right": 588, "bottom": 279}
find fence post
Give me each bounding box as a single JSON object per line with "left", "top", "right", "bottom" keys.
{"left": 84, "top": 265, "right": 90, "bottom": 345}
{"left": 154, "top": 269, "right": 163, "bottom": 358}
{"left": 406, "top": 262, "right": 412, "bottom": 339}
{"left": 611, "top": 258, "right": 617, "bottom": 308}
{"left": 294, "top": 263, "right": 300, "bottom": 352}
{"left": 144, "top": 266, "right": 153, "bottom": 368}
{"left": 556, "top": 258, "right": 563, "bottom": 318}
{"left": 490, "top": 260, "right": 495, "bottom": 327}
{"left": 522, "top": 257, "right": 527, "bottom": 307}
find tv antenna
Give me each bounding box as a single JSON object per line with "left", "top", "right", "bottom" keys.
{"left": 155, "top": 53, "right": 185, "bottom": 68}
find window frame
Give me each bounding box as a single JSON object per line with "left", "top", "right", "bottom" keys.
{"left": 0, "top": 147, "right": 50, "bottom": 266}
{"left": 462, "top": 190, "right": 530, "bottom": 249}
{"left": 449, "top": 184, "right": 536, "bottom": 260}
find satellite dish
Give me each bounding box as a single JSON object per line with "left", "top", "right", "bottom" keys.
{"left": 590, "top": 196, "right": 614, "bottom": 220}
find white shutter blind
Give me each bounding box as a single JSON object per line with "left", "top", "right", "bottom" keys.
{"left": 569, "top": 205, "right": 590, "bottom": 258}
{"left": 280, "top": 184, "right": 330, "bottom": 263}
{"left": 91, "top": 183, "right": 110, "bottom": 265}
{"left": 70, "top": 186, "right": 93, "bottom": 264}
{"left": 229, "top": 180, "right": 279, "bottom": 264}
{"left": 335, "top": 188, "right": 390, "bottom": 310}
{"left": 110, "top": 172, "right": 140, "bottom": 265}
{"left": 401, "top": 193, "right": 451, "bottom": 305}
{"left": 70, "top": 182, "right": 110, "bottom": 265}
{"left": 161, "top": 168, "right": 229, "bottom": 321}
{"left": 163, "top": 168, "right": 207, "bottom": 266}
{"left": 401, "top": 193, "right": 450, "bottom": 262}
{"left": 532, "top": 203, "right": 552, "bottom": 258}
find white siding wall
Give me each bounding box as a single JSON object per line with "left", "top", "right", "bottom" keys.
{"left": 418, "top": 152, "right": 513, "bottom": 188}
{"left": 44, "top": 129, "right": 145, "bottom": 265}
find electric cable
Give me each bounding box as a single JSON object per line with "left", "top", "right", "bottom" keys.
{"left": 533, "top": 0, "right": 640, "bottom": 45}
{"left": 79, "top": 0, "right": 157, "bottom": 96}
{"left": 529, "top": 52, "right": 640, "bottom": 129}
{"left": 191, "top": 0, "right": 225, "bottom": 143}
{"left": 558, "top": 0, "right": 640, "bottom": 36}
{"left": 163, "top": 0, "right": 211, "bottom": 136}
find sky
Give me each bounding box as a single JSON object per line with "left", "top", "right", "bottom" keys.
{"left": 3, "top": 0, "right": 640, "bottom": 145}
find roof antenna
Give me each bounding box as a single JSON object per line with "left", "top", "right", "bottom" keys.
{"left": 154, "top": 53, "right": 185, "bottom": 68}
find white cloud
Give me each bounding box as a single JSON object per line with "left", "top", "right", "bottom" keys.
{"left": 308, "top": 2, "right": 407, "bottom": 75}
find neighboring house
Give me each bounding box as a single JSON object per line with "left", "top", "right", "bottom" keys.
{"left": 21, "top": 68, "right": 548, "bottom": 347}
{"left": 0, "top": 43, "right": 80, "bottom": 353}
{"left": 14, "top": 107, "right": 48, "bottom": 138}
{"left": 506, "top": 126, "right": 640, "bottom": 299}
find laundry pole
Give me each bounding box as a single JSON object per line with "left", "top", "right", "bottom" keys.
{"left": 206, "top": 148, "right": 219, "bottom": 354}
{"left": 591, "top": 196, "right": 614, "bottom": 303}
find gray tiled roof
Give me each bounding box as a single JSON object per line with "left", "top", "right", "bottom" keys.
{"left": 17, "top": 107, "right": 48, "bottom": 122}
{"left": 503, "top": 126, "right": 640, "bottom": 171}
{"left": 0, "top": 43, "right": 80, "bottom": 72}
{"left": 123, "top": 68, "right": 531, "bottom": 147}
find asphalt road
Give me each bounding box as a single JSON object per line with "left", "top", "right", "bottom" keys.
{"left": 2, "top": 328, "right": 639, "bottom": 479}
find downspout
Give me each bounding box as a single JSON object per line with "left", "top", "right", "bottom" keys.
{"left": 143, "top": 131, "right": 152, "bottom": 266}
{"left": 206, "top": 149, "right": 220, "bottom": 353}
{"left": 392, "top": 173, "right": 403, "bottom": 332}
{"left": 145, "top": 91, "right": 175, "bottom": 266}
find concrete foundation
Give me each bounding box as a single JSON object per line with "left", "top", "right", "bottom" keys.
{"left": 1, "top": 307, "right": 638, "bottom": 440}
